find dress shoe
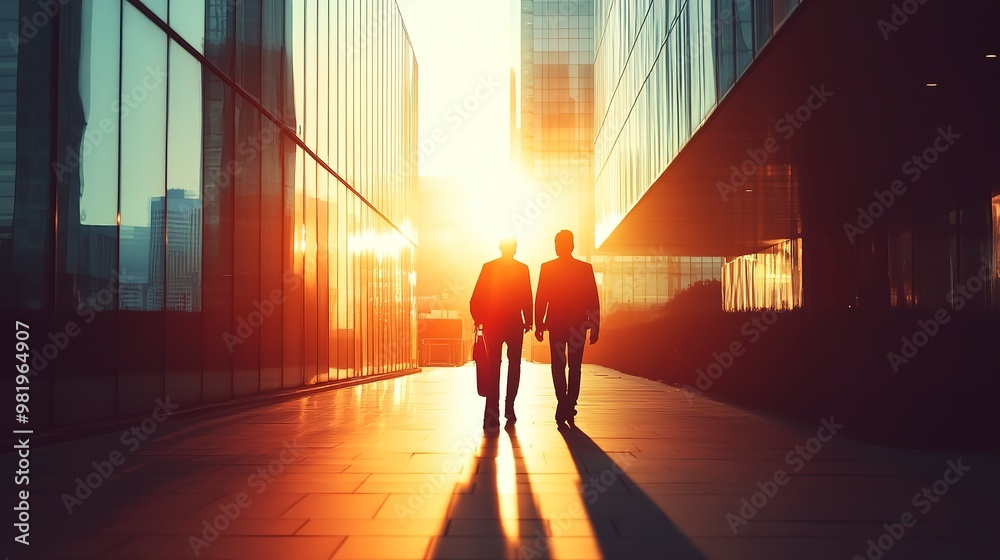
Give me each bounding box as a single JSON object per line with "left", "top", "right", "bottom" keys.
{"left": 505, "top": 405, "right": 516, "bottom": 422}
{"left": 554, "top": 402, "right": 569, "bottom": 425}
{"left": 483, "top": 414, "right": 501, "bottom": 433}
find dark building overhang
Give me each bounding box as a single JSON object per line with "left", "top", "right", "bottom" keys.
{"left": 598, "top": 0, "right": 1000, "bottom": 258}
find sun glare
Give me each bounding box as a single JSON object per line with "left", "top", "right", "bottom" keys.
{"left": 465, "top": 174, "right": 535, "bottom": 246}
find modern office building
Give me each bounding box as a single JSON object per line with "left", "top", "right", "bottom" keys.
{"left": 0, "top": 0, "right": 419, "bottom": 428}
{"left": 594, "top": 0, "right": 999, "bottom": 311}
{"left": 517, "top": 0, "right": 597, "bottom": 259}
{"left": 515, "top": 0, "right": 724, "bottom": 320}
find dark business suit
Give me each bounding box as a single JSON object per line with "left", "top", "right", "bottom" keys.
{"left": 470, "top": 257, "right": 532, "bottom": 425}
{"left": 535, "top": 256, "right": 600, "bottom": 419}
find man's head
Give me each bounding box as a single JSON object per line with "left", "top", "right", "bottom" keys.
{"left": 499, "top": 237, "right": 517, "bottom": 259}
{"left": 554, "top": 230, "right": 574, "bottom": 257}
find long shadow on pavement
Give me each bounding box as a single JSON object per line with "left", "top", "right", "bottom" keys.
{"left": 427, "top": 425, "right": 550, "bottom": 560}
{"left": 557, "top": 425, "right": 707, "bottom": 559}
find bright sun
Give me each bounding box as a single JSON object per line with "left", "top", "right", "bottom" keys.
{"left": 467, "top": 173, "right": 535, "bottom": 246}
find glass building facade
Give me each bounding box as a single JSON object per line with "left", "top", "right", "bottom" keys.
{"left": 994, "top": 194, "right": 1000, "bottom": 307}
{"left": 0, "top": 0, "right": 418, "bottom": 428}
{"left": 515, "top": 0, "right": 725, "bottom": 322}
{"left": 596, "top": 254, "right": 724, "bottom": 320}
{"left": 593, "top": 0, "right": 999, "bottom": 314}
{"left": 518, "top": 0, "right": 597, "bottom": 259}
{"left": 594, "top": 0, "right": 802, "bottom": 244}
{"left": 593, "top": 0, "right": 802, "bottom": 311}
{"left": 721, "top": 239, "right": 802, "bottom": 311}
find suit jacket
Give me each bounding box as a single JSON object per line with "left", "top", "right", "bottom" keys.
{"left": 535, "top": 256, "right": 600, "bottom": 337}
{"left": 470, "top": 257, "right": 533, "bottom": 331}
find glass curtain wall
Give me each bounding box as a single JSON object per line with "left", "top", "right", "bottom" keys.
{"left": 595, "top": 255, "right": 724, "bottom": 322}
{"left": 519, "top": 0, "right": 596, "bottom": 261}
{"left": 721, "top": 238, "right": 802, "bottom": 311}
{"left": 593, "top": 0, "right": 802, "bottom": 245}
{"left": 992, "top": 194, "right": 1000, "bottom": 309}
{"left": 516, "top": 1, "right": 733, "bottom": 321}
{"left": 1, "top": 0, "right": 418, "bottom": 427}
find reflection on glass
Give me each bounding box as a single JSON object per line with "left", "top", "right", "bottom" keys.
{"left": 153, "top": 191, "right": 202, "bottom": 311}
{"left": 144, "top": 0, "right": 168, "bottom": 21}
{"left": 233, "top": 92, "right": 262, "bottom": 397}
{"left": 261, "top": 117, "right": 284, "bottom": 392}
{"left": 78, "top": 0, "right": 120, "bottom": 228}
{"left": 167, "top": 44, "right": 203, "bottom": 312}
{"left": 591, "top": 255, "right": 726, "bottom": 324}
{"left": 4, "top": 0, "right": 418, "bottom": 426}
{"left": 992, "top": 195, "right": 1000, "bottom": 309}
{"left": 594, "top": 0, "right": 801, "bottom": 246}
{"left": 772, "top": 0, "right": 801, "bottom": 31}
{"left": 735, "top": 0, "right": 754, "bottom": 72}
{"left": 722, "top": 239, "right": 803, "bottom": 311}
{"left": 755, "top": 0, "right": 773, "bottom": 47}
{"left": 120, "top": 4, "right": 167, "bottom": 310}
{"left": 169, "top": 0, "right": 206, "bottom": 54}
{"left": 715, "top": 0, "right": 737, "bottom": 95}
{"left": 292, "top": 0, "right": 305, "bottom": 137}
{"left": 74, "top": 0, "right": 122, "bottom": 308}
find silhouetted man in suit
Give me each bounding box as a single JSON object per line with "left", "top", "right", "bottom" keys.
{"left": 470, "top": 239, "right": 533, "bottom": 431}
{"left": 534, "top": 230, "right": 600, "bottom": 428}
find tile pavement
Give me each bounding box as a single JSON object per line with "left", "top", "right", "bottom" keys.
{"left": 12, "top": 363, "right": 1000, "bottom": 559}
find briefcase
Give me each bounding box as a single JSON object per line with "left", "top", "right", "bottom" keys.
{"left": 472, "top": 328, "right": 491, "bottom": 397}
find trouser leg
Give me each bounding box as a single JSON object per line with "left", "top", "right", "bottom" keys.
{"left": 567, "top": 335, "right": 585, "bottom": 414}
{"left": 482, "top": 328, "right": 504, "bottom": 428}
{"left": 549, "top": 337, "right": 569, "bottom": 419}
{"left": 505, "top": 329, "right": 523, "bottom": 414}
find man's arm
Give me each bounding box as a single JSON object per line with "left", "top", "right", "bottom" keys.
{"left": 534, "top": 263, "right": 549, "bottom": 341}
{"left": 521, "top": 265, "right": 533, "bottom": 332}
{"left": 586, "top": 263, "right": 600, "bottom": 343}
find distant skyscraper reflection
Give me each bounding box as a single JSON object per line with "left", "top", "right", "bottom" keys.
{"left": 1, "top": 0, "right": 419, "bottom": 428}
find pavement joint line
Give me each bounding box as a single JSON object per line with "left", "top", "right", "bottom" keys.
{"left": 26, "top": 368, "right": 424, "bottom": 448}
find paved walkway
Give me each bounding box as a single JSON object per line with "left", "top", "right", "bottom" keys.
{"left": 17, "top": 364, "right": 1000, "bottom": 559}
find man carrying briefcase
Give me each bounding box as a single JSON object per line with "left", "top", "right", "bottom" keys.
{"left": 470, "top": 238, "right": 533, "bottom": 432}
